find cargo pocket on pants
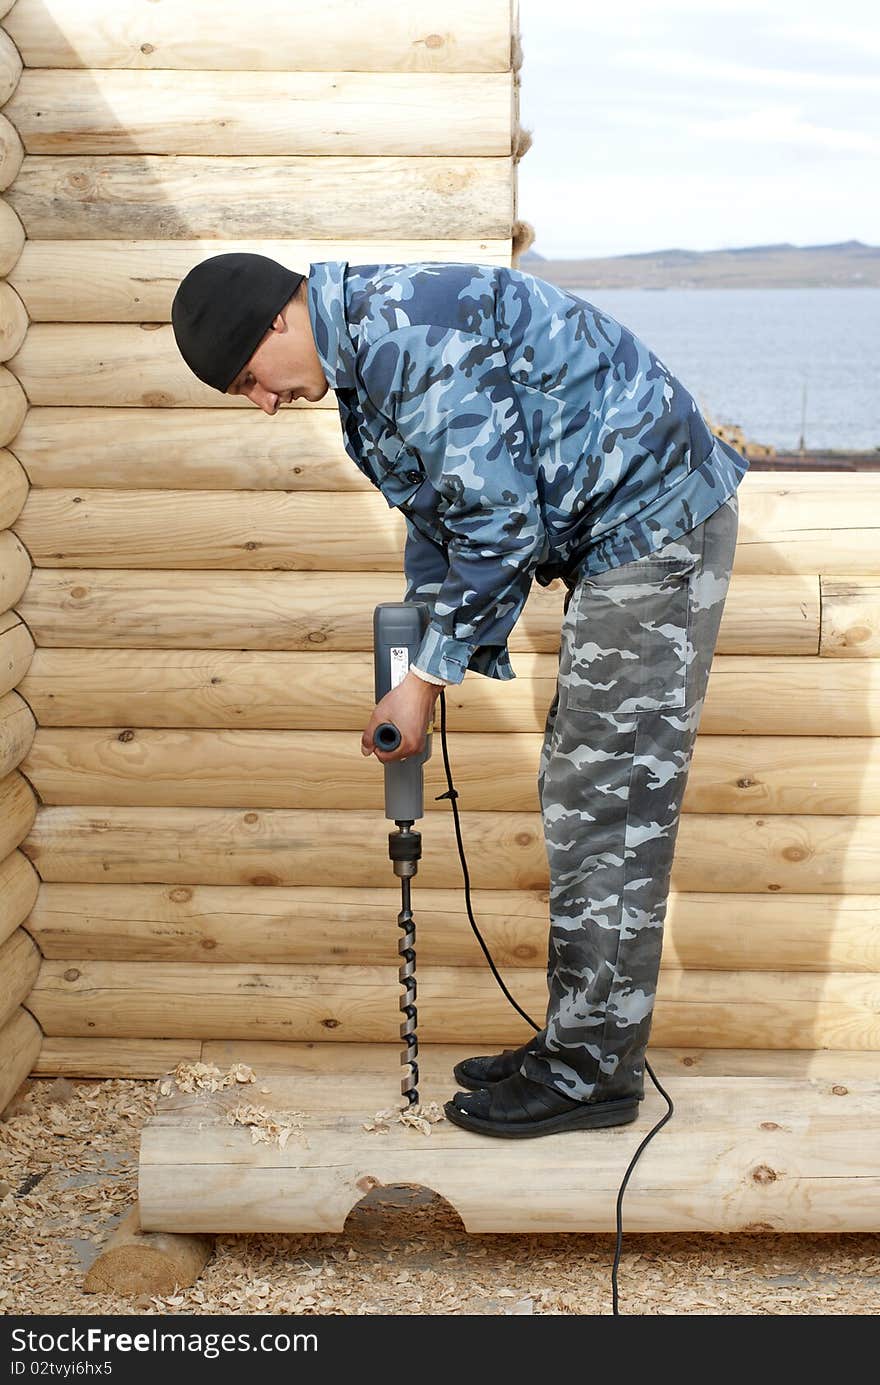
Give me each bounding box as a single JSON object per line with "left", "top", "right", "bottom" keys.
{"left": 564, "top": 554, "right": 698, "bottom": 715}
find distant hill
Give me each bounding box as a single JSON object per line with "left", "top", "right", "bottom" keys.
{"left": 519, "top": 240, "right": 880, "bottom": 289}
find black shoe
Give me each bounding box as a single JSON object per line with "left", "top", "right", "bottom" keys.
{"left": 453, "top": 1040, "right": 537, "bottom": 1091}
{"left": 444, "top": 1071, "right": 640, "bottom": 1140}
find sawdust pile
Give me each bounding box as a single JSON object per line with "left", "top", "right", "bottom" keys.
{"left": 157, "top": 1060, "right": 257, "bottom": 1096}
{"left": 156, "top": 1060, "right": 307, "bottom": 1149}
{"left": 225, "top": 1102, "right": 307, "bottom": 1150}
{"left": 363, "top": 1101, "right": 446, "bottom": 1136}
{"left": 1, "top": 1075, "right": 879, "bottom": 1316}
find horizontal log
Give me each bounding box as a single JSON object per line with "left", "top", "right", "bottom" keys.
{"left": 0, "top": 197, "right": 25, "bottom": 277}
{"left": 18, "top": 649, "right": 880, "bottom": 736}
{"left": 14, "top": 408, "right": 363, "bottom": 489}
{"left": 33, "top": 1036, "right": 201, "bottom": 1078}
{"left": 16, "top": 490, "right": 416, "bottom": 568}
{"left": 7, "top": 321, "right": 343, "bottom": 407}
{"left": 8, "top": 323, "right": 341, "bottom": 408}
{"left": 14, "top": 570, "right": 818, "bottom": 654}
{"left": 0, "top": 363, "right": 27, "bottom": 444}
{"left": 30, "top": 1037, "right": 880, "bottom": 1083}
{"left": 9, "top": 238, "right": 511, "bottom": 321}
{"left": 82, "top": 1204, "right": 213, "bottom": 1298}
{"left": 20, "top": 805, "right": 880, "bottom": 893}
{"left": 0, "top": 771, "right": 37, "bottom": 859}
{"left": 821, "top": 577, "right": 880, "bottom": 659}
{"left": 138, "top": 1064, "right": 880, "bottom": 1234}
{"left": 0, "top": 926, "right": 41, "bottom": 1031}
{"left": 6, "top": 71, "right": 514, "bottom": 157}
{"left": 0, "top": 281, "right": 27, "bottom": 361}
{"left": 0, "top": 527, "right": 31, "bottom": 608}
{"left": 0, "top": 1007, "right": 41, "bottom": 1115}
{"left": 12, "top": 484, "right": 880, "bottom": 578}
{"left": 28, "top": 960, "right": 880, "bottom": 1049}
{"left": 10, "top": 473, "right": 880, "bottom": 578}
{"left": 0, "top": 448, "right": 28, "bottom": 527}
{"left": 0, "top": 847, "right": 39, "bottom": 949}
{"left": 2, "top": 418, "right": 854, "bottom": 509}
{"left": 5, "top": 0, "right": 513, "bottom": 72}
{"left": 6, "top": 155, "right": 513, "bottom": 241}
{"left": 198, "top": 1040, "right": 880, "bottom": 1083}
{"left": 0, "top": 113, "right": 24, "bottom": 192}
{"left": 0, "top": 612, "right": 35, "bottom": 699}
{"left": 0, "top": 689, "right": 35, "bottom": 778}
{"left": 19, "top": 727, "right": 880, "bottom": 816}
{"left": 27, "top": 883, "right": 880, "bottom": 974}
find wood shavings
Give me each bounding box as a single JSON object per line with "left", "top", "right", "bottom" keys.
{"left": 1, "top": 1071, "right": 878, "bottom": 1316}
{"left": 157, "top": 1061, "right": 256, "bottom": 1097}
{"left": 363, "top": 1102, "right": 446, "bottom": 1136}
{"left": 225, "top": 1102, "right": 307, "bottom": 1150}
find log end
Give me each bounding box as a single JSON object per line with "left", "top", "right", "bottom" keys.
{"left": 83, "top": 1205, "right": 213, "bottom": 1297}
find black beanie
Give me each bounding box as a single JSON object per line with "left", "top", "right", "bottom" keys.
{"left": 171, "top": 253, "right": 306, "bottom": 393}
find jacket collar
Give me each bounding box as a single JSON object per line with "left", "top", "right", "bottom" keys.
{"left": 307, "top": 260, "right": 359, "bottom": 392}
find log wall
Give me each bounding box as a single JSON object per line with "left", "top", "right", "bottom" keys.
{"left": 2, "top": 1, "right": 879, "bottom": 1086}
{"left": 0, "top": 0, "right": 40, "bottom": 1114}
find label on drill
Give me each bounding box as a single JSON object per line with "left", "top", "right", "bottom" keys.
{"left": 389, "top": 646, "right": 410, "bottom": 689}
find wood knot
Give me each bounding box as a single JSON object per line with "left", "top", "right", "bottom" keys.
{"left": 424, "top": 33, "right": 444, "bottom": 48}
{"left": 760, "top": 1121, "right": 781, "bottom": 1130}
{"left": 140, "top": 43, "right": 154, "bottom": 53}
{"left": 321, "top": 1018, "right": 340, "bottom": 1029}
{"left": 169, "top": 887, "right": 192, "bottom": 902}
{"left": 243, "top": 541, "right": 260, "bottom": 551}
{"left": 751, "top": 1164, "right": 778, "bottom": 1184}
{"left": 514, "top": 832, "right": 532, "bottom": 847}
{"left": 736, "top": 777, "right": 757, "bottom": 789}
{"left": 832, "top": 1085, "right": 848, "bottom": 1096}
{"left": 682, "top": 1056, "right": 696, "bottom": 1067}
{"left": 251, "top": 874, "right": 280, "bottom": 887}
{"left": 307, "top": 631, "right": 327, "bottom": 643}
{"left": 782, "top": 845, "right": 809, "bottom": 862}
{"left": 512, "top": 945, "right": 535, "bottom": 960}
{"left": 243, "top": 812, "right": 258, "bottom": 823}
{"left": 117, "top": 729, "right": 135, "bottom": 742}
{"left": 63, "top": 968, "right": 80, "bottom": 982}
{"left": 210, "top": 676, "right": 221, "bottom": 684}
{"left": 70, "top": 586, "right": 87, "bottom": 599}
{"left": 743, "top": 1221, "right": 775, "bottom": 1232}
{"left": 200, "top": 938, "right": 217, "bottom": 950}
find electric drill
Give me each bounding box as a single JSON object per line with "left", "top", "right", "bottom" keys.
{"left": 372, "top": 601, "right": 435, "bottom": 1106}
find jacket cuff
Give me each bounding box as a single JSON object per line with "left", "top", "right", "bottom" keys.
{"left": 410, "top": 663, "right": 448, "bottom": 686}
{"left": 411, "top": 625, "right": 474, "bottom": 685}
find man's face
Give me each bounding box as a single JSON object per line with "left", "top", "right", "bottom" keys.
{"left": 225, "top": 284, "right": 330, "bottom": 414}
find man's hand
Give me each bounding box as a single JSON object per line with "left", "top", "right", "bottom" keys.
{"left": 361, "top": 670, "right": 443, "bottom": 764}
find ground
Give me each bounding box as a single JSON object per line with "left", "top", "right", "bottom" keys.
{"left": 1, "top": 1075, "right": 878, "bottom": 1316}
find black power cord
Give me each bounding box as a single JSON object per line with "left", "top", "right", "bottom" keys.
{"left": 433, "top": 684, "right": 675, "bottom": 1317}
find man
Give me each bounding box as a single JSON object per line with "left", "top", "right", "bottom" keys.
{"left": 172, "top": 253, "right": 747, "bottom": 1139}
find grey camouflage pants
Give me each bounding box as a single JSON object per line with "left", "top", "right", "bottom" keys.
{"left": 520, "top": 490, "right": 740, "bottom": 1103}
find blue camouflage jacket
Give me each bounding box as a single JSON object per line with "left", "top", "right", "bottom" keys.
{"left": 307, "top": 259, "right": 748, "bottom": 686}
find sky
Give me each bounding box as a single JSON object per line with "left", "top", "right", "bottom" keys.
{"left": 517, "top": 0, "right": 880, "bottom": 258}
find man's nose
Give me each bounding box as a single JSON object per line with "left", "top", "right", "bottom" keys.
{"left": 251, "top": 383, "right": 279, "bottom": 414}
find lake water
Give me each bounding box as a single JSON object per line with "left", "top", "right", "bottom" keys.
{"left": 569, "top": 287, "right": 879, "bottom": 452}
